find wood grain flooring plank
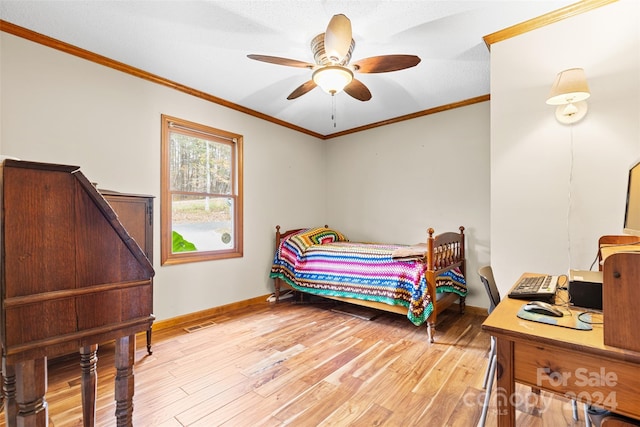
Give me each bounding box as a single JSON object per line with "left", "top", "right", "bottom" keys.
{"left": 241, "top": 343, "right": 307, "bottom": 377}
{"left": 252, "top": 335, "right": 369, "bottom": 398}
{"left": 193, "top": 380, "right": 312, "bottom": 426}
{"left": 350, "top": 402, "right": 393, "bottom": 426}
{"left": 281, "top": 376, "right": 365, "bottom": 426}
{"left": 241, "top": 379, "right": 331, "bottom": 427}
{"left": 270, "top": 379, "right": 338, "bottom": 423}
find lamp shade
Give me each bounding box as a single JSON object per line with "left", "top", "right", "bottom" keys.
{"left": 546, "top": 68, "right": 590, "bottom": 105}
{"left": 312, "top": 66, "right": 353, "bottom": 95}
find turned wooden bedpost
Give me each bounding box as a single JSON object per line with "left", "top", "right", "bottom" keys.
{"left": 274, "top": 225, "right": 282, "bottom": 301}
{"left": 426, "top": 228, "right": 436, "bottom": 343}
{"left": 458, "top": 226, "right": 466, "bottom": 274}
{"left": 458, "top": 226, "right": 466, "bottom": 314}
{"left": 426, "top": 228, "right": 435, "bottom": 270}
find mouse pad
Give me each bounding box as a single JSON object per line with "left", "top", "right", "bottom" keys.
{"left": 517, "top": 306, "right": 592, "bottom": 330}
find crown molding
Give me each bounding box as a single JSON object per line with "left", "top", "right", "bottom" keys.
{"left": 483, "top": 0, "right": 618, "bottom": 49}
{"left": 323, "top": 95, "right": 490, "bottom": 139}
{"left": 0, "top": 20, "right": 324, "bottom": 139}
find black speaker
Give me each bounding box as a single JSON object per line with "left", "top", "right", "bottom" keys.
{"left": 569, "top": 270, "right": 603, "bottom": 310}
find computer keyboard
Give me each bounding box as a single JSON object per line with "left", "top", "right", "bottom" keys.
{"left": 508, "top": 275, "right": 559, "bottom": 300}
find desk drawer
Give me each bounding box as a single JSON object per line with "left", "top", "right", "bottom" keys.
{"left": 513, "top": 342, "right": 640, "bottom": 418}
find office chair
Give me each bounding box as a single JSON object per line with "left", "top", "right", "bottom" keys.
{"left": 477, "top": 266, "right": 500, "bottom": 427}
{"left": 477, "top": 266, "right": 586, "bottom": 427}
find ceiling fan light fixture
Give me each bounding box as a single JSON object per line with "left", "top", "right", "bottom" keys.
{"left": 312, "top": 66, "right": 353, "bottom": 95}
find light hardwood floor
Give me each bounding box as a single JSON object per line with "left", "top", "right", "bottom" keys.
{"left": 1, "top": 299, "right": 589, "bottom": 426}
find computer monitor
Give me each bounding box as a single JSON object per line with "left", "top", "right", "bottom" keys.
{"left": 624, "top": 161, "right": 640, "bottom": 236}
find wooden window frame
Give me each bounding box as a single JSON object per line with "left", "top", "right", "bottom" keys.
{"left": 160, "top": 114, "right": 243, "bottom": 265}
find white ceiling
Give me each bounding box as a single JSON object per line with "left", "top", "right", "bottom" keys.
{"left": 1, "top": 1, "right": 576, "bottom": 137}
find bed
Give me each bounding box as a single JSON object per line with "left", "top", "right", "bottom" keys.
{"left": 269, "top": 225, "right": 467, "bottom": 342}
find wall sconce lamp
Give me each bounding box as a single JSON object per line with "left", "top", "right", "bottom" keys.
{"left": 546, "top": 68, "right": 591, "bottom": 124}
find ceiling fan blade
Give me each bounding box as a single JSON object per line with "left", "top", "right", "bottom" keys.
{"left": 247, "top": 54, "right": 314, "bottom": 69}
{"left": 324, "top": 14, "right": 352, "bottom": 63}
{"left": 344, "top": 79, "right": 372, "bottom": 102}
{"left": 287, "top": 80, "right": 317, "bottom": 100}
{"left": 353, "top": 55, "right": 421, "bottom": 73}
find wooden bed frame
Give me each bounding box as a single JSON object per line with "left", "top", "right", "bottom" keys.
{"left": 272, "top": 225, "right": 466, "bottom": 342}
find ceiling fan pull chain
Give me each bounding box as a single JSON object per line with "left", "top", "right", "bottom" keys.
{"left": 332, "top": 94, "right": 337, "bottom": 128}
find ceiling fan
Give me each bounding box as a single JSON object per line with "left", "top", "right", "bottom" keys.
{"left": 247, "top": 14, "right": 421, "bottom": 101}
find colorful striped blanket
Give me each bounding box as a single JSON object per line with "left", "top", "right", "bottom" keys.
{"left": 270, "top": 227, "right": 466, "bottom": 326}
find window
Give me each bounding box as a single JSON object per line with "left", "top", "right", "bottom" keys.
{"left": 161, "top": 115, "right": 243, "bottom": 265}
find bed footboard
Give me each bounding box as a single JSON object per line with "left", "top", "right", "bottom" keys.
{"left": 425, "top": 226, "right": 466, "bottom": 342}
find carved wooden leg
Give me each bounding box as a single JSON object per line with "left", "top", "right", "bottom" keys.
{"left": 14, "top": 357, "right": 48, "bottom": 427}
{"left": 460, "top": 296, "right": 466, "bottom": 314}
{"left": 114, "top": 335, "right": 135, "bottom": 427}
{"left": 146, "top": 328, "right": 152, "bottom": 355}
{"left": 274, "top": 278, "right": 281, "bottom": 302}
{"left": 2, "top": 357, "right": 17, "bottom": 427}
{"left": 80, "top": 344, "right": 98, "bottom": 427}
{"left": 427, "top": 321, "right": 435, "bottom": 343}
{"left": 496, "top": 338, "right": 516, "bottom": 426}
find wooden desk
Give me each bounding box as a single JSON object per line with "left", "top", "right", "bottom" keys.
{"left": 1, "top": 160, "right": 154, "bottom": 427}
{"left": 482, "top": 273, "right": 640, "bottom": 427}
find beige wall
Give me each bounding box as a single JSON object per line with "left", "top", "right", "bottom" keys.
{"left": 490, "top": 0, "right": 640, "bottom": 296}
{"left": 0, "top": 27, "right": 491, "bottom": 319}
{"left": 325, "top": 102, "right": 491, "bottom": 309}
